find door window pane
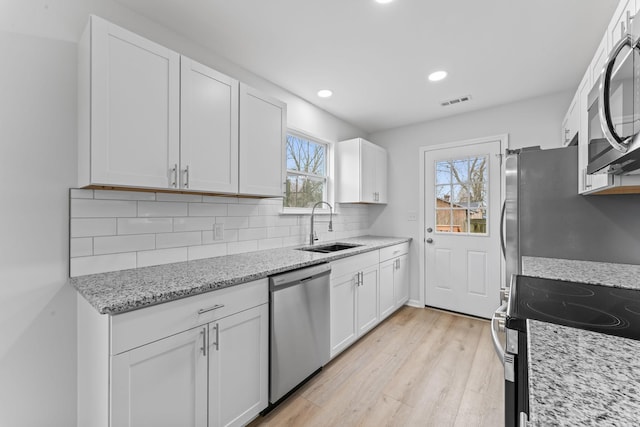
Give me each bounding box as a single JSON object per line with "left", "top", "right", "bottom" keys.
{"left": 434, "top": 156, "right": 488, "bottom": 236}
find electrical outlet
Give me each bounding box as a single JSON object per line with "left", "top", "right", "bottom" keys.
{"left": 213, "top": 223, "right": 224, "bottom": 241}
{"left": 407, "top": 210, "right": 418, "bottom": 221}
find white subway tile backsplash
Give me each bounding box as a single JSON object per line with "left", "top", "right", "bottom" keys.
{"left": 238, "top": 227, "right": 268, "bottom": 241}
{"left": 71, "top": 218, "right": 117, "bottom": 238}
{"left": 70, "top": 238, "right": 93, "bottom": 257}
{"left": 70, "top": 190, "right": 371, "bottom": 277}
{"left": 94, "top": 190, "right": 155, "bottom": 201}
{"left": 138, "top": 201, "right": 188, "bottom": 217}
{"left": 156, "top": 193, "right": 203, "bottom": 203}
{"left": 258, "top": 238, "right": 283, "bottom": 250}
{"left": 94, "top": 234, "right": 155, "bottom": 255}
{"left": 188, "top": 243, "right": 227, "bottom": 261}
{"left": 70, "top": 252, "right": 136, "bottom": 277}
{"left": 174, "top": 217, "right": 216, "bottom": 232}
{"left": 70, "top": 189, "right": 94, "bottom": 199}
{"left": 217, "top": 216, "right": 249, "bottom": 229}
{"left": 156, "top": 231, "right": 202, "bottom": 249}
{"left": 267, "top": 227, "right": 290, "bottom": 238}
{"left": 249, "top": 216, "right": 277, "bottom": 228}
{"left": 228, "top": 203, "right": 259, "bottom": 217}
{"left": 118, "top": 218, "right": 173, "bottom": 235}
{"left": 72, "top": 199, "right": 137, "bottom": 218}
{"left": 228, "top": 240, "right": 258, "bottom": 255}
{"left": 137, "top": 247, "right": 188, "bottom": 268}
{"left": 202, "top": 195, "right": 239, "bottom": 204}
{"left": 188, "top": 203, "right": 227, "bottom": 217}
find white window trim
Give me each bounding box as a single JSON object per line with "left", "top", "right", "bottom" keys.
{"left": 282, "top": 128, "right": 336, "bottom": 215}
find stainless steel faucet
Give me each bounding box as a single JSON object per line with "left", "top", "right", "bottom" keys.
{"left": 310, "top": 201, "right": 333, "bottom": 245}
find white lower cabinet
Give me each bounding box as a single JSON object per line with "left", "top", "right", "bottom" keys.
{"left": 78, "top": 279, "right": 269, "bottom": 427}
{"left": 379, "top": 243, "right": 410, "bottom": 321}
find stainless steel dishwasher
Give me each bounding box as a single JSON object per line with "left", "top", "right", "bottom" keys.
{"left": 269, "top": 263, "right": 331, "bottom": 405}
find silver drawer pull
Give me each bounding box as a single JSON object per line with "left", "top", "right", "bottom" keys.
{"left": 198, "top": 304, "right": 225, "bottom": 315}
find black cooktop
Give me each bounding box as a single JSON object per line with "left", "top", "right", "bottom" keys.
{"left": 506, "top": 275, "right": 640, "bottom": 341}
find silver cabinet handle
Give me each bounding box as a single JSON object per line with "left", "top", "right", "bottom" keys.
{"left": 171, "top": 164, "right": 178, "bottom": 188}
{"left": 598, "top": 33, "right": 637, "bottom": 153}
{"left": 354, "top": 273, "right": 360, "bottom": 286}
{"left": 200, "top": 327, "right": 207, "bottom": 357}
{"left": 490, "top": 303, "right": 507, "bottom": 365}
{"left": 499, "top": 201, "right": 506, "bottom": 259}
{"left": 212, "top": 323, "right": 219, "bottom": 351}
{"left": 183, "top": 165, "right": 190, "bottom": 188}
{"left": 359, "top": 272, "right": 364, "bottom": 285}
{"left": 197, "top": 304, "right": 225, "bottom": 315}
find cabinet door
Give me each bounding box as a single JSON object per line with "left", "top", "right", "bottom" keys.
{"left": 608, "top": 0, "right": 635, "bottom": 51}
{"left": 360, "top": 141, "right": 377, "bottom": 203}
{"left": 209, "top": 304, "right": 268, "bottom": 427}
{"left": 375, "top": 144, "right": 388, "bottom": 203}
{"left": 357, "top": 265, "right": 379, "bottom": 335}
{"left": 181, "top": 57, "right": 239, "bottom": 193}
{"left": 379, "top": 259, "right": 395, "bottom": 320}
{"left": 90, "top": 16, "right": 180, "bottom": 189}
{"left": 239, "top": 83, "right": 286, "bottom": 197}
{"left": 562, "top": 92, "right": 579, "bottom": 146}
{"left": 577, "top": 70, "right": 591, "bottom": 194}
{"left": 394, "top": 254, "right": 409, "bottom": 307}
{"left": 330, "top": 272, "right": 358, "bottom": 357}
{"left": 111, "top": 326, "right": 207, "bottom": 427}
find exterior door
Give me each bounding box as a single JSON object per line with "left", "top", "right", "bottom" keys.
{"left": 424, "top": 139, "right": 502, "bottom": 318}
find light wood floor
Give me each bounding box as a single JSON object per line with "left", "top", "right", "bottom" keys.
{"left": 249, "top": 306, "right": 504, "bottom": 427}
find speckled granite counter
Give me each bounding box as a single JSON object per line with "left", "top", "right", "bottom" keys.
{"left": 527, "top": 319, "right": 640, "bottom": 426}
{"left": 521, "top": 257, "right": 640, "bottom": 426}
{"left": 70, "top": 235, "right": 410, "bottom": 315}
{"left": 522, "top": 256, "right": 640, "bottom": 290}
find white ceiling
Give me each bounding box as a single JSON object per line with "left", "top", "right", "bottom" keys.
{"left": 114, "top": 0, "right": 618, "bottom": 133}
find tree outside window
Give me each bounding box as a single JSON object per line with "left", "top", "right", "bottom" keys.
{"left": 284, "top": 133, "right": 328, "bottom": 209}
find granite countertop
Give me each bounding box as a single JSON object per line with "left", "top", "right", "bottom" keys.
{"left": 522, "top": 256, "right": 640, "bottom": 426}
{"left": 522, "top": 256, "right": 640, "bottom": 290}
{"left": 527, "top": 319, "right": 640, "bottom": 426}
{"left": 70, "top": 235, "right": 410, "bottom": 315}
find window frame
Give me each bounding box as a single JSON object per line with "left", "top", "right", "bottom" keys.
{"left": 282, "top": 128, "right": 334, "bottom": 215}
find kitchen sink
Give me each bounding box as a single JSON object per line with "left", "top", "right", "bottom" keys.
{"left": 297, "top": 243, "right": 362, "bottom": 254}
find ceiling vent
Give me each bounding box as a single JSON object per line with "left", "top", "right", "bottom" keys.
{"left": 441, "top": 95, "right": 472, "bottom": 107}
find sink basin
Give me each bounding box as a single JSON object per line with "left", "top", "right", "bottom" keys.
{"left": 298, "top": 243, "right": 362, "bottom": 254}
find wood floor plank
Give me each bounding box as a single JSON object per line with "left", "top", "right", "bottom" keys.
{"left": 250, "top": 307, "right": 504, "bottom": 427}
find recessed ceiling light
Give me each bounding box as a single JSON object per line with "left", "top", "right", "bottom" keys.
{"left": 428, "top": 70, "right": 448, "bottom": 82}
{"left": 317, "top": 89, "right": 333, "bottom": 98}
{"left": 375, "top": 0, "right": 394, "bottom": 3}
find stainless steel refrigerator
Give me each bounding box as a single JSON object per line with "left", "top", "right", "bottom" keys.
{"left": 502, "top": 144, "right": 640, "bottom": 287}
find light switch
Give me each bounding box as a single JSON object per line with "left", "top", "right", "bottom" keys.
{"left": 214, "top": 223, "right": 224, "bottom": 240}
{"left": 407, "top": 210, "right": 417, "bottom": 221}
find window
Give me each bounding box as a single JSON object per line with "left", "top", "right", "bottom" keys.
{"left": 434, "top": 156, "right": 488, "bottom": 234}
{"left": 284, "top": 131, "right": 329, "bottom": 210}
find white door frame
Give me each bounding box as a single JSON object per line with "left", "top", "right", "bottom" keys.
{"left": 417, "top": 134, "right": 508, "bottom": 307}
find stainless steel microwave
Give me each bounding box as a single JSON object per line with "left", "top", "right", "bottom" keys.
{"left": 588, "top": 12, "right": 640, "bottom": 175}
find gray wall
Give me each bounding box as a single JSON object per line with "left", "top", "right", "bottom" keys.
{"left": 521, "top": 146, "right": 640, "bottom": 265}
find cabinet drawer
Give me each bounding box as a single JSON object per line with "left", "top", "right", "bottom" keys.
{"left": 330, "top": 250, "right": 379, "bottom": 278}
{"left": 111, "top": 278, "right": 268, "bottom": 354}
{"left": 379, "top": 242, "right": 409, "bottom": 262}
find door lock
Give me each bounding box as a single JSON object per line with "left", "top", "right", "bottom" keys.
{"left": 426, "top": 227, "right": 433, "bottom": 233}
{"left": 426, "top": 238, "right": 433, "bottom": 244}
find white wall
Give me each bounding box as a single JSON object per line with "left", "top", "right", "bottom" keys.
{"left": 0, "top": 31, "right": 77, "bottom": 426}
{"left": 0, "top": 1, "right": 366, "bottom": 425}
{"left": 367, "top": 90, "right": 573, "bottom": 305}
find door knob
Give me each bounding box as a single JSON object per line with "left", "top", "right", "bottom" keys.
{"left": 426, "top": 238, "right": 433, "bottom": 244}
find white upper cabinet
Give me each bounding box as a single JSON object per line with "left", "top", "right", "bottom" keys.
{"left": 336, "top": 138, "right": 388, "bottom": 204}
{"left": 561, "top": 91, "right": 579, "bottom": 146}
{"left": 79, "top": 16, "right": 287, "bottom": 197}
{"left": 181, "top": 57, "right": 239, "bottom": 193}
{"left": 239, "top": 83, "right": 287, "bottom": 197}
{"left": 79, "top": 15, "right": 180, "bottom": 189}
